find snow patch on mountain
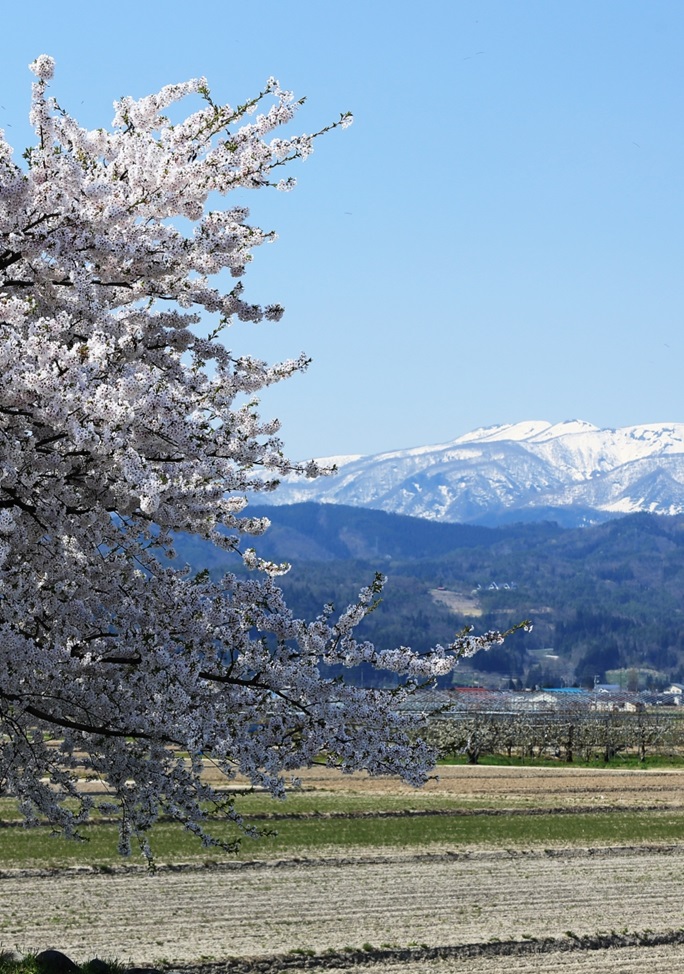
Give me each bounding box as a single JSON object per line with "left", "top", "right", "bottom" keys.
{"left": 259, "top": 422, "right": 684, "bottom": 526}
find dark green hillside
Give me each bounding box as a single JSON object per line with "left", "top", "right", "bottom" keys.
{"left": 172, "top": 506, "right": 684, "bottom": 689}
{"left": 170, "top": 502, "right": 516, "bottom": 568}
{"left": 401, "top": 511, "right": 684, "bottom": 686}
{"left": 245, "top": 502, "right": 526, "bottom": 561}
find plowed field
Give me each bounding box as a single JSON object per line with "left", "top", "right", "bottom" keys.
{"left": 3, "top": 765, "right": 684, "bottom": 973}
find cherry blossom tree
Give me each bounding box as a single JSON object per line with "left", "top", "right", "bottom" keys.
{"left": 0, "top": 57, "right": 513, "bottom": 861}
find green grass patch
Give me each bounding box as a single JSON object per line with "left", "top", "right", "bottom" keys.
{"left": 234, "top": 808, "right": 684, "bottom": 852}
{"left": 0, "top": 958, "right": 41, "bottom": 974}
{"left": 0, "top": 956, "right": 124, "bottom": 974}
{"left": 2, "top": 809, "right": 684, "bottom": 869}
{"left": 438, "top": 753, "right": 684, "bottom": 769}
{"left": 0, "top": 790, "right": 559, "bottom": 826}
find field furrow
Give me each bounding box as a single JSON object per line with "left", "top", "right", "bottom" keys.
{"left": 2, "top": 848, "right": 684, "bottom": 966}
{"left": 288, "top": 945, "right": 684, "bottom": 974}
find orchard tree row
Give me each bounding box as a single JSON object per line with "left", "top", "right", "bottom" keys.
{"left": 425, "top": 709, "right": 684, "bottom": 765}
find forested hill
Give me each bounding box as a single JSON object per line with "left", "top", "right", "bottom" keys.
{"left": 246, "top": 502, "right": 559, "bottom": 562}
{"left": 175, "top": 504, "right": 684, "bottom": 689}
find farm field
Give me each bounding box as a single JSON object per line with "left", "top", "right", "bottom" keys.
{"left": 280, "top": 945, "right": 684, "bottom": 974}
{"left": 2, "top": 765, "right": 684, "bottom": 973}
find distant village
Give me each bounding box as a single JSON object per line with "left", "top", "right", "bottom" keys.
{"left": 405, "top": 683, "right": 684, "bottom": 715}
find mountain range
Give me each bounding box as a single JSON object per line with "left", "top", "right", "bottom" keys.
{"left": 257, "top": 420, "right": 684, "bottom": 527}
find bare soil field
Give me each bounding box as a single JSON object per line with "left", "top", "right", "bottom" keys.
{"left": 4, "top": 849, "right": 684, "bottom": 969}
{"left": 429, "top": 589, "right": 482, "bottom": 617}
{"left": 283, "top": 943, "right": 684, "bottom": 974}
{"left": 3, "top": 765, "right": 684, "bottom": 973}
{"left": 288, "top": 763, "right": 684, "bottom": 808}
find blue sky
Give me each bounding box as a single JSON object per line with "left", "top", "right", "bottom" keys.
{"left": 2, "top": 1, "right": 684, "bottom": 459}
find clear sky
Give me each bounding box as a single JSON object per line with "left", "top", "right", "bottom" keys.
{"left": 2, "top": 1, "right": 683, "bottom": 459}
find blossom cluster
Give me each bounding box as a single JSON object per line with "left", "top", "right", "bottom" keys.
{"left": 0, "top": 60, "right": 509, "bottom": 861}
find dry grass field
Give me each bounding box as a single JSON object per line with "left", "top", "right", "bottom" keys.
{"left": 289, "top": 762, "right": 684, "bottom": 807}
{"left": 3, "top": 765, "right": 684, "bottom": 973}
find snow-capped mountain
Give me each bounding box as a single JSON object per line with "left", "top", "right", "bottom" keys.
{"left": 255, "top": 421, "right": 684, "bottom": 526}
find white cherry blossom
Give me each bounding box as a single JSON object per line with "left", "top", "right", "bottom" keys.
{"left": 0, "top": 59, "right": 515, "bottom": 862}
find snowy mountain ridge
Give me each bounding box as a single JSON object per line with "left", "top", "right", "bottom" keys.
{"left": 258, "top": 421, "right": 684, "bottom": 527}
